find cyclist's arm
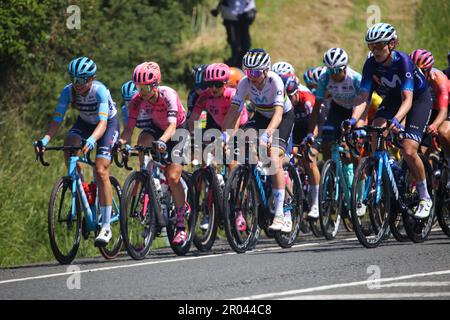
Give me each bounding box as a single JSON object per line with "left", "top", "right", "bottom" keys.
{"left": 222, "top": 103, "right": 241, "bottom": 132}
{"left": 121, "top": 103, "right": 128, "bottom": 127}
{"left": 265, "top": 106, "right": 283, "bottom": 137}
{"left": 41, "top": 86, "right": 72, "bottom": 144}
{"left": 429, "top": 75, "right": 449, "bottom": 130}
{"left": 160, "top": 122, "right": 177, "bottom": 143}
{"left": 188, "top": 94, "right": 206, "bottom": 132}
{"left": 351, "top": 91, "right": 370, "bottom": 123}
{"left": 120, "top": 99, "right": 139, "bottom": 144}
{"left": 392, "top": 90, "right": 413, "bottom": 125}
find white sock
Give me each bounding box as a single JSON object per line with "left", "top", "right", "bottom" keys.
{"left": 272, "top": 189, "right": 285, "bottom": 217}
{"left": 416, "top": 180, "right": 430, "bottom": 201}
{"left": 309, "top": 185, "right": 319, "bottom": 207}
{"left": 101, "top": 206, "right": 112, "bottom": 229}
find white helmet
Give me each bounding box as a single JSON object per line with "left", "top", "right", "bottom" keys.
{"left": 366, "top": 23, "right": 397, "bottom": 44}
{"left": 271, "top": 61, "right": 295, "bottom": 77}
{"left": 242, "top": 48, "right": 271, "bottom": 70}
{"left": 323, "top": 48, "right": 348, "bottom": 69}
{"left": 311, "top": 66, "right": 327, "bottom": 84}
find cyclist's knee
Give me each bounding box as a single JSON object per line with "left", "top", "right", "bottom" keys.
{"left": 95, "top": 159, "right": 110, "bottom": 180}
{"left": 401, "top": 140, "right": 419, "bottom": 159}
{"left": 165, "top": 165, "right": 182, "bottom": 186}
{"left": 438, "top": 122, "right": 450, "bottom": 139}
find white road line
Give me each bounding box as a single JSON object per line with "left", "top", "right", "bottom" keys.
{"left": 233, "top": 269, "right": 450, "bottom": 300}
{"left": 0, "top": 242, "right": 321, "bottom": 285}
{"left": 280, "top": 292, "right": 450, "bottom": 300}
{"left": 378, "top": 281, "right": 450, "bottom": 288}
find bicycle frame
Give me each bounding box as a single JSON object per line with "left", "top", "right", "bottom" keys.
{"left": 68, "top": 155, "right": 120, "bottom": 232}
{"left": 329, "top": 143, "right": 353, "bottom": 209}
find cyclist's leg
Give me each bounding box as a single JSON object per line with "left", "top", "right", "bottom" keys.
{"left": 64, "top": 117, "right": 93, "bottom": 177}
{"left": 402, "top": 90, "right": 433, "bottom": 217}
{"left": 95, "top": 116, "right": 120, "bottom": 244}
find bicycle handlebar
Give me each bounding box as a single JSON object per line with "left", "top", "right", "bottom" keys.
{"left": 35, "top": 140, "right": 95, "bottom": 167}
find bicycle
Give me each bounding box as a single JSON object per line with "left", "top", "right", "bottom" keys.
{"left": 222, "top": 139, "right": 304, "bottom": 253}
{"left": 36, "top": 142, "right": 122, "bottom": 264}
{"left": 427, "top": 135, "right": 450, "bottom": 237}
{"left": 317, "top": 133, "right": 356, "bottom": 240}
{"left": 191, "top": 140, "right": 228, "bottom": 252}
{"left": 116, "top": 143, "right": 197, "bottom": 260}
{"left": 350, "top": 124, "right": 435, "bottom": 248}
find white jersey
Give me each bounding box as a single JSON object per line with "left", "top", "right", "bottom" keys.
{"left": 232, "top": 70, "right": 292, "bottom": 118}
{"left": 316, "top": 66, "right": 362, "bottom": 110}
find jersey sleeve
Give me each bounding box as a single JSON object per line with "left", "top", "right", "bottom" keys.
{"left": 272, "top": 75, "right": 286, "bottom": 107}
{"left": 163, "top": 88, "right": 179, "bottom": 124}
{"left": 232, "top": 78, "right": 249, "bottom": 112}
{"left": 400, "top": 54, "right": 415, "bottom": 92}
{"left": 95, "top": 85, "right": 110, "bottom": 122}
{"left": 315, "top": 72, "right": 329, "bottom": 101}
{"left": 191, "top": 93, "right": 207, "bottom": 118}
{"left": 360, "top": 59, "right": 374, "bottom": 94}
{"left": 53, "top": 86, "right": 71, "bottom": 124}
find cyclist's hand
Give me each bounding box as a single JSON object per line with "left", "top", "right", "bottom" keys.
{"left": 389, "top": 117, "right": 404, "bottom": 134}
{"left": 83, "top": 136, "right": 96, "bottom": 154}
{"left": 155, "top": 139, "right": 167, "bottom": 152}
{"left": 260, "top": 131, "right": 271, "bottom": 146}
{"left": 341, "top": 117, "right": 357, "bottom": 132}
{"left": 33, "top": 140, "right": 45, "bottom": 157}
{"left": 118, "top": 138, "right": 127, "bottom": 147}
{"left": 301, "top": 133, "right": 315, "bottom": 147}
{"left": 426, "top": 124, "right": 438, "bottom": 136}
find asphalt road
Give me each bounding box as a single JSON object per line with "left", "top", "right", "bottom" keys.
{"left": 1, "top": 229, "right": 450, "bottom": 300}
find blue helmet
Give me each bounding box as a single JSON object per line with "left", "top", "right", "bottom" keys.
{"left": 303, "top": 68, "right": 314, "bottom": 85}
{"left": 121, "top": 80, "right": 137, "bottom": 101}
{"left": 284, "top": 75, "right": 299, "bottom": 96}
{"left": 192, "top": 64, "right": 208, "bottom": 89}
{"left": 68, "top": 57, "right": 97, "bottom": 78}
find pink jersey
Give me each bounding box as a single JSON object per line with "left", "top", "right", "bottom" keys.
{"left": 127, "top": 86, "right": 186, "bottom": 130}
{"left": 192, "top": 87, "right": 248, "bottom": 128}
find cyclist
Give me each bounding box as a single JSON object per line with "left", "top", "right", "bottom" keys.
{"left": 303, "top": 66, "right": 327, "bottom": 95}
{"left": 34, "top": 57, "right": 120, "bottom": 247}
{"left": 443, "top": 52, "right": 450, "bottom": 79}
{"left": 303, "top": 48, "right": 362, "bottom": 219}
{"left": 272, "top": 61, "right": 296, "bottom": 80}
{"left": 119, "top": 61, "right": 189, "bottom": 245}
{"left": 410, "top": 49, "right": 449, "bottom": 159}
{"left": 222, "top": 48, "right": 295, "bottom": 233}
{"left": 120, "top": 80, "right": 138, "bottom": 127}
{"left": 188, "top": 63, "right": 249, "bottom": 231}
{"left": 342, "top": 23, "right": 433, "bottom": 219}
{"left": 187, "top": 64, "right": 209, "bottom": 119}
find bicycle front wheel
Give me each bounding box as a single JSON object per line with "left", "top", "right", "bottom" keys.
{"left": 319, "top": 160, "right": 342, "bottom": 240}
{"left": 120, "top": 171, "right": 156, "bottom": 260}
{"left": 48, "top": 177, "right": 81, "bottom": 264}
{"left": 223, "top": 165, "right": 259, "bottom": 253}
{"left": 351, "top": 157, "right": 390, "bottom": 248}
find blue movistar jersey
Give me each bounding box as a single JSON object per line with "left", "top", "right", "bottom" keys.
{"left": 53, "top": 80, "right": 117, "bottom": 125}
{"left": 360, "top": 50, "right": 428, "bottom": 99}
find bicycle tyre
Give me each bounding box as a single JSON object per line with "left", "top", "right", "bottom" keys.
{"left": 48, "top": 177, "right": 81, "bottom": 265}
{"left": 351, "top": 157, "right": 391, "bottom": 248}
{"left": 99, "top": 175, "right": 123, "bottom": 259}
{"left": 274, "top": 163, "right": 304, "bottom": 248}
{"left": 223, "top": 165, "right": 259, "bottom": 253}
{"left": 167, "top": 171, "right": 197, "bottom": 256}
{"left": 319, "top": 160, "right": 342, "bottom": 240}
{"left": 120, "top": 171, "right": 156, "bottom": 260}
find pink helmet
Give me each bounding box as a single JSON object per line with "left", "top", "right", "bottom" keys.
{"left": 204, "top": 63, "right": 230, "bottom": 82}
{"left": 133, "top": 61, "right": 161, "bottom": 86}
{"left": 410, "top": 49, "right": 434, "bottom": 69}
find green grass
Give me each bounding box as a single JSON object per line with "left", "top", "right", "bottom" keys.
{"left": 1, "top": 0, "right": 447, "bottom": 267}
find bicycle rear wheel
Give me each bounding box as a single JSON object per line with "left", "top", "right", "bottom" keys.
{"left": 223, "top": 165, "right": 259, "bottom": 253}
{"left": 166, "top": 171, "right": 197, "bottom": 256}
{"left": 402, "top": 154, "right": 435, "bottom": 243}
{"left": 120, "top": 171, "right": 156, "bottom": 260}
{"left": 436, "top": 163, "right": 450, "bottom": 237}
{"left": 351, "top": 157, "right": 390, "bottom": 248}
{"left": 319, "top": 160, "right": 342, "bottom": 240}
{"left": 48, "top": 177, "right": 81, "bottom": 264}
{"left": 98, "top": 176, "right": 123, "bottom": 259}
{"left": 274, "top": 164, "right": 304, "bottom": 248}
{"left": 192, "top": 167, "right": 221, "bottom": 252}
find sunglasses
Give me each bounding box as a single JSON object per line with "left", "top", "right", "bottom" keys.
{"left": 71, "top": 76, "right": 91, "bottom": 85}
{"left": 206, "top": 81, "right": 225, "bottom": 88}
{"left": 136, "top": 83, "right": 158, "bottom": 93}
{"left": 245, "top": 69, "right": 264, "bottom": 78}
{"left": 368, "top": 42, "right": 388, "bottom": 52}
{"left": 329, "top": 66, "right": 345, "bottom": 75}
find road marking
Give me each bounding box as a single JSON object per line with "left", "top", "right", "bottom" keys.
{"left": 0, "top": 242, "right": 321, "bottom": 285}
{"left": 281, "top": 292, "right": 450, "bottom": 300}
{"left": 233, "top": 269, "right": 450, "bottom": 300}
{"left": 378, "top": 281, "right": 450, "bottom": 288}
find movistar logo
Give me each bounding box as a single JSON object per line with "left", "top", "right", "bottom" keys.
{"left": 380, "top": 75, "right": 401, "bottom": 88}
{"left": 254, "top": 96, "right": 268, "bottom": 104}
